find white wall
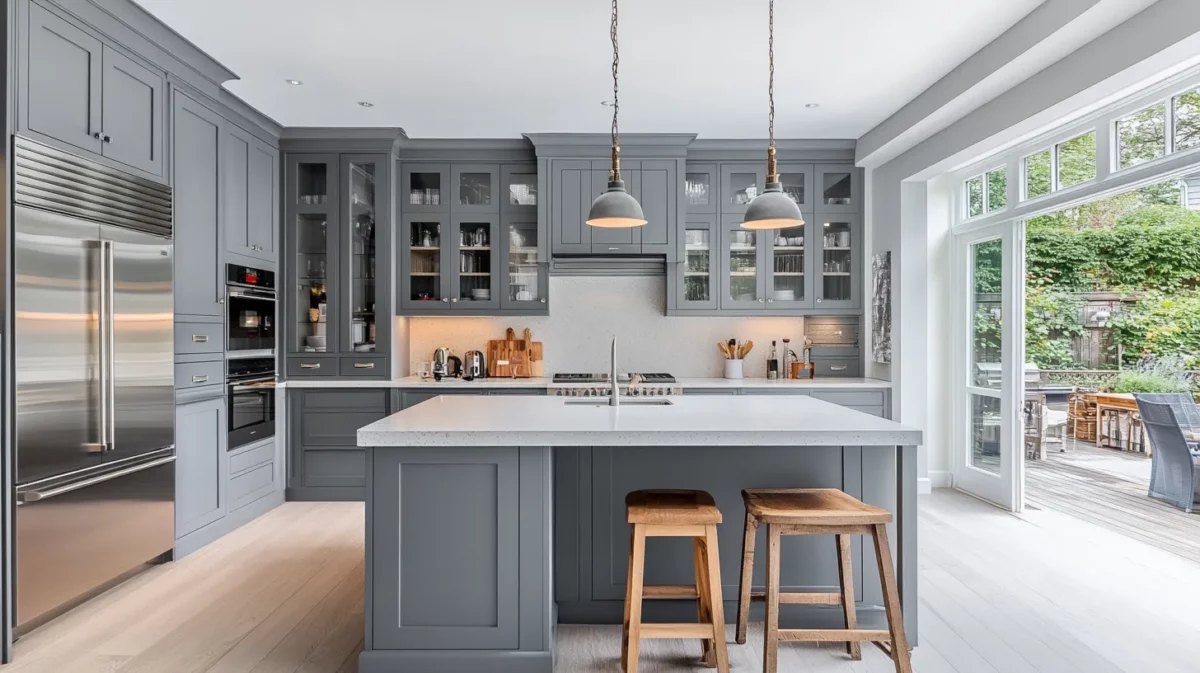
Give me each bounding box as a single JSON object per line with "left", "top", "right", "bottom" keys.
{"left": 860, "top": 0, "right": 1200, "bottom": 490}
{"left": 406, "top": 276, "right": 807, "bottom": 378}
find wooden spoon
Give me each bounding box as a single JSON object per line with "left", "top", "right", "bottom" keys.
{"left": 718, "top": 342, "right": 731, "bottom": 359}
{"left": 741, "top": 340, "right": 754, "bottom": 358}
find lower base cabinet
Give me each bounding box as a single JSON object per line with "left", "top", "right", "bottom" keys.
{"left": 175, "top": 396, "right": 227, "bottom": 537}
{"left": 288, "top": 389, "right": 390, "bottom": 500}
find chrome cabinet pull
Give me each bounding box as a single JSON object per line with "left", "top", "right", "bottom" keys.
{"left": 451, "top": 298, "right": 458, "bottom": 302}
{"left": 300, "top": 363, "right": 321, "bottom": 369}
{"left": 191, "top": 334, "right": 208, "bottom": 343}
{"left": 830, "top": 365, "right": 848, "bottom": 371}
{"left": 191, "top": 375, "right": 209, "bottom": 383}
{"left": 353, "top": 362, "right": 375, "bottom": 369}
{"left": 441, "top": 298, "right": 449, "bottom": 303}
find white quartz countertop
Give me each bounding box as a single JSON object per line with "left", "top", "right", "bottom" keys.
{"left": 357, "top": 394, "right": 921, "bottom": 447}
{"left": 281, "top": 376, "right": 891, "bottom": 390}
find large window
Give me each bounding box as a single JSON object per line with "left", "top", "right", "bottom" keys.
{"left": 964, "top": 167, "right": 1007, "bottom": 218}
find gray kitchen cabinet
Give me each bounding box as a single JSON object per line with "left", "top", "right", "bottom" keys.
{"left": 288, "top": 389, "right": 390, "bottom": 500}
{"left": 813, "top": 213, "right": 862, "bottom": 309}
{"left": 338, "top": 155, "right": 390, "bottom": 360}
{"left": 175, "top": 396, "right": 227, "bottom": 538}
{"left": 286, "top": 153, "right": 339, "bottom": 360}
{"left": 635, "top": 159, "right": 675, "bottom": 255}
{"left": 401, "top": 163, "right": 450, "bottom": 214}
{"left": 23, "top": 1, "right": 103, "bottom": 157}
{"left": 399, "top": 212, "right": 450, "bottom": 313}
{"left": 450, "top": 214, "right": 501, "bottom": 311}
{"left": 21, "top": 2, "right": 164, "bottom": 179}
{"left": 500, "top": 214, "right": 549, "bottom": 313}
{"left": 763, "top": 208, "right": 815, "bottom": 310}
{"left": 225, "top": 123, "right": 279, "bottom": 263}
{"left": 451, "top": 164, "right": 500, "bottom": 214}
{"left": 683, "top": 163, "right": 717, "bottom": 214}
{"left": 589, "top": 160, "right": 639, "bottom": 253}
{"left": 719, "top": 214, "right": 766, "bottom": 310}
{"left": 676, "top": 213, "right": 718, "bottom": 310}
{"left": 815, "top": 164, "right": 860, "bottom": 214}
{"left": 719, "top": 163, "right": 766, "bottom": 217}
{"left": 775, "top": 162, "right": 815, "bottom": 212}
{"left": 550, "top": 159, "right": 595, "bottom": 255}
{"left": 99, "top": 45, "right": 164, "bottom": 176}
{"left": 171, "top": 90, "right": 224, "bottom": 318}
{"left": 399, "top": 389, "right": 489, "bottom": 410}
{"left": 501, "top": 163, "right": 538, "bottom": 216}
{"left": 369, "top": 446, "right": 522, "bottom": 650}
{"left": 228, "top": 439, "right": 279, "bottom": 512}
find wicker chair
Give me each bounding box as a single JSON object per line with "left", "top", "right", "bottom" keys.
{"left": 1134, "top": 399, "right": 1200, "bottom": 513}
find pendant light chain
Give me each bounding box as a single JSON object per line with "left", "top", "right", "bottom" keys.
{"left": 767, "top": 0, "right": 778, "bottom": 183}
{"left": 610, "top": 0, "right": 622, "bottom": 182}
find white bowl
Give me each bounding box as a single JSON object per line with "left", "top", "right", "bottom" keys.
{"left": 305, "top": 335, "right": 327, "bottom": 349}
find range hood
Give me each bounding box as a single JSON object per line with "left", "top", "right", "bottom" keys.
{"left": 550, "top": 255, "right": 666, "bottom": 277}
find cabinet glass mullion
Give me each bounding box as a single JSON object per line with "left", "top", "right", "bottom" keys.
{"left": 451, "top": 216, "right": 500, "bottom": 310}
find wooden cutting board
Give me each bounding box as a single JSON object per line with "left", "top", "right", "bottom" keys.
{"left": 525, "top": 328, "right": 545, "bottom": 377}
{"left": 488, "top": 328, "right": 531, "bottom": 377}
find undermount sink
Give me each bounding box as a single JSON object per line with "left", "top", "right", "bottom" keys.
{"left": 564, "top": 398, "right": 674, "bottom": 406}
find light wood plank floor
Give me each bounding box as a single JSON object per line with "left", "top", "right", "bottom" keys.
{"left": 5, "top": 489, "right": 1200, "bottom": 672}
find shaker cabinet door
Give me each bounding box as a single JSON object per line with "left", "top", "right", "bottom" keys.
{"left": 247, "top": 139, "right": 279, "bottom": 260}
{"left": 550, "top": 160, "right": 593, "bottom": 255}
{"left": 175, "top": 397, "right": 228, "bottom": 538}
{"left": 636, "top": 159, "right": 675, "bottom": 255}
{"left": 171, "top": 91, "right": 223, "bottom": 318}
{"left": 100, "top": 45, "right": 164, "bottom": 177}
{"left": 223, "top": 125, "right": 253, "bottom": 258}
{"left": 24, "top": 1, "right": 103, "bottom": 155}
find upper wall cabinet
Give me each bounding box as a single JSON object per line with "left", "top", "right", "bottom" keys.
{"left": 172, "top": 90, "right": 224, "bottom": 319}
{"left": 225, "top": 123, "right": 279, "bottom": 264}
{"left": 548, "top": 158, "right": 677, "bottom": 257}
{"left": 815, "top": 164, "right": 859, "bottom": 214}
{"left": 22, "top": 1, "right": 164, "bottom": 179}
{"left": 401, "top": 163, "right": 449, "bottom": 213}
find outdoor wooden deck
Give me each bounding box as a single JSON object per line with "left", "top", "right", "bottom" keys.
{"left": 1026, "top": 441, "right": 1200, "bottom": 564}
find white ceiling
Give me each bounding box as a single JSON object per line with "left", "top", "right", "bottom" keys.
{"left": 135, "top": 0, "right": 1046, "bottom": 139}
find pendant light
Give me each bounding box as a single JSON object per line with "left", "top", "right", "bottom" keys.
{"left": 587, "top": 0, "right": 647, "bottom": 228}
{"left": 742, "top": 0, "right": 804, "bottom": 230}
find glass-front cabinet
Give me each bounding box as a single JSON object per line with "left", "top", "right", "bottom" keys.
{"left": 684, "top": 164, "right": 717, "bottom": 214}
{"left": 776, "top": 163, "right": 814, "bottom": 211}
{"left": 720, "top": 164, "right": 766, "bottom": 216}
{"left": 401, "top": 163, "right": 449, "bottom": 213}
{"left": 401, "top": 214, "right": 448, "bottom": 309}
{"left": 721, "top": 215, "right": 764, "bottom": 309}
{"left": 816, "top": 164, "right": 859, "bottom": 214}
{"left": 766, "top": 216, "right": 812, "bottom": 309}
{"left": 815, "top": 214, "right": 861, "bottom": 308}
{"left": 286, "top": 153, "right": 390, "bottom": 374}
{"left": 452, "top": 164, "right": 499, "bottom": 214}
{"left": 452, "top": 216, "right": 499, "bottom": 310}
{"left": 501, "top": 217, "right": 547, "bottom": 311}
{"left": 677, "top": 214, "right": 718, "bottom": 310}
{"left": 501, "top": 165, "right": 538, "bottom": 216}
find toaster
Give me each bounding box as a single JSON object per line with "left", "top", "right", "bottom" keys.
{"left": 463, "top": 350, "right": 487, "bottom": 380}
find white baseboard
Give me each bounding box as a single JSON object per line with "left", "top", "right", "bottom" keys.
{"left": 918, "top": 478, "right": 932, "bottom": 495}
{"left": 929, "top": 470, "right": 953, "bottom": 489}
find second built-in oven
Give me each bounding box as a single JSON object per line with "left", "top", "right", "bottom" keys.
{"left": 228, "top": 356, "right": 276, "bottom": 450}
{"left": 227, "top": 264, "right": 275, "bottom": 356}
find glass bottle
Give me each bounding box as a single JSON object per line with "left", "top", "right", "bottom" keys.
{"left": 767, "top": 341, "right": 779, "bottom": 380}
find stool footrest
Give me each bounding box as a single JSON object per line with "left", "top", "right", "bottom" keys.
{"left": 778, "top": 628, "right": 890, "bottom": 643}
{"left": 640, "top": 623, "right": 717, "bottom": 639}
{"left": 642, "top": 585, "right": 700, "bottom": 599}
{"left": 748, "top": 591, "right": 843, "bottom": 605}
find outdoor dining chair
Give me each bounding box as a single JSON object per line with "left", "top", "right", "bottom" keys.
{"left": 1134, "top": 398, "right": 1200, "bottom": 514}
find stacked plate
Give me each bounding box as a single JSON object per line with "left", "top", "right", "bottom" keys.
{"left": 471, "top": 288, "right": 491, "bottom": 301}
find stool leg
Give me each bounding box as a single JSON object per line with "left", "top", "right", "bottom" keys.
{"left": 622, "top": 528, "right": 635, "bottom": 671}
{"left": 836, "top": 533, "right": 862, "bottom": 660}
{"left": 626, "top": 524, "right": 648, "bottom": 673}
{"left": 763, "top": 524, "right": 781, "bottom": 673}
{"left": 735, "top": 510, "right": 758, "bottom": 645}
{"left": 693, "top": 536, "right": 716, "bottom": 667}
{"left": 871, "top": 524, "right": 913, "bottom": 673}
{"left": 703, "top": 523, "right": 730, "bottom": 673}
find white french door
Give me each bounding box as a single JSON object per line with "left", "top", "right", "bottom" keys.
{"left": 952, "top": 222, "right": 1025, "bottom": 512}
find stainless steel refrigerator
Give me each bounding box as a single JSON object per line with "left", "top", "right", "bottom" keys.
{"left": 12, "top": 138, "right": 175, "bottom": 632}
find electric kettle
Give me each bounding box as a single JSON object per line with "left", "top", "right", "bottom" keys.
{"left": 432, "top": 347, "right": 451, "bottom": 380}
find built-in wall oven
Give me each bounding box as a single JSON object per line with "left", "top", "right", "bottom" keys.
{"left": 227, "top": 264, "right": 275, "bottom": 356}
{"left": 228, "top": 356, "right": 276, "bottom": 450}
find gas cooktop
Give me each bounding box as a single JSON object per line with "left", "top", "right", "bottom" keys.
{"left": 552, "top": 373, "right": 677, "bottom": 384}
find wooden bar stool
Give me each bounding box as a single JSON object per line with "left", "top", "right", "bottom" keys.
{"left": 734, "top": 488, "right": 912, "bottom": 673}
{"left": 622, "top": 490, "right": 730, "bottom": 673}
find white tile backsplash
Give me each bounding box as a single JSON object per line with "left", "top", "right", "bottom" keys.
{"left": 406, "top": 276, "right": 806, "bottom": 378}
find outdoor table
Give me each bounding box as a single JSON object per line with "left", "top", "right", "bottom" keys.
{"left": 1094, "top": 393, "right": 1147, "bottom": 455}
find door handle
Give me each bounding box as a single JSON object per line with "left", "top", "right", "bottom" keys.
{"left": 192, "top": 334, "right": 209, "bottom": 343}
{"left": 353, "top": 362, "right": 375, "bottom": 369}
{"left": 93, "top": 132, "right": 102, "bottom": 140}
{"left": 191, "top": 375, "right": 209, "bottom": 383}
{"left": 98, "top": 242, "right": 109, "bottom": 452}
{"left": 102, "top": 135, "right": 112, "bottom": 143}
{"left": 830, "top": 365, "right": 848, "bottom": 371}
{"left": 105, "top": 241, "right": 116, "bottom": 451}
{"left": 300, "top": 363, "right": 321, "bottom": 369}
{"left": 17, "top": 455, "right": 175, "bottom": 504}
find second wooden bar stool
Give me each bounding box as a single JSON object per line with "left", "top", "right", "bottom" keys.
{"left": 735, "top": 488, "right": 912, "bottom": 673}
{"left": 623, "top": 490, "right": 730, "bottom": 673}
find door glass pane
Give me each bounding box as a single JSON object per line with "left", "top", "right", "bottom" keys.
{"left": 771, "top": 225, "right": 804, "bottom": 302}
{"left": 296, "top": 214, "right": 328, "bottom": 351}
{"left": 297, "top": 162, "right": 327, "bottom": 205}
{"left": 508, "top": 222, "right": 540, "bottom": 302}
{"left": 821, "top": 221, "right": 852, "bottom": 301}
{"left": 507, "top": 172, "right": 537, "bottom": 207}
{"left": 822, "top": 172, "right": 852, "bottom": 206}
{"left": 970, "top": 238, "right": 1003, "bottom": 388}
{"left": 458, "top": 221, "right": 492, "bottom": 302}
{"left": 409, "top": 221, "right": 442, "bottom": 302}
{"left": 778, "top": 172, "right": 805, "bottom": 205}
{"left": 407, "top": 171, "right": 442, "bottom": 206}
{"left": 1117, "top": 103, "right": 1166, "bottom": 169}
{"left": 728, "top": 228, "right": 757, "bottom": 302}
{"left": 970, "top": 394, "right": 1002, "bottom": 474}
{"left": 728, "top": 173, "right": 758, "bottom": 205}
{"left": 459, "top": 172, "right": 493, "bottom": 207}
{"left": 685, "top": 173, "right": 710, "bottom": 207}
{"left": 684, "top": 226, "right": 711, "bottom": 302}
{"left": 348, "top": 162, "right": 376, "bottom": 352}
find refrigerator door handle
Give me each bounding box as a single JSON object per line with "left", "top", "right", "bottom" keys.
{"left": 97, "top": 240, "right": 111, "bottom": 453}
{"left": 16, "top": 455, "right": 175, "bottom": 504}
{"left": 103, "top": 240, "right": 116, "bottom": 451}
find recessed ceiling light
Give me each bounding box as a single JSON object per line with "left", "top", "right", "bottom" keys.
{"left": 358, "top": 101, "right": 375, "bottom": 108}
{"left": 805, "top": 103, "right": 820, "bottom": 108}
{"left": 285, "top": 79, "right": 303, "bottom": 86}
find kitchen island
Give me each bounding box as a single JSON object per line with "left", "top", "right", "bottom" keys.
{"left": 356, "top": 394, "right": 921, "bottom": 673}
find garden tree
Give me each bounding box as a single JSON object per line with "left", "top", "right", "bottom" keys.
{"left": 1175, "top": 89, "right": 1200, "bottom": 151}
{"left": 1117, "top": 103, "right": 1166, "bottom": 169}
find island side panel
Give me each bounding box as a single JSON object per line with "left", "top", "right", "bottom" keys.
{"left": 362, "top": 446, "right": 554, "bottom": 673}
{"left": 555, "top": 445, "right": 892, "bottom": 628}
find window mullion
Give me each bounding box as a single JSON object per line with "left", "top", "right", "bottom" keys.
{"left": 1095, "top": 115, "right": 1113, "bottom": 183}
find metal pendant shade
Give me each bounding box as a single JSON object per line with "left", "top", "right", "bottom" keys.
{"left": 587, "top": 0, "right": 646, "bottom": 229}
{"left": 587, "top": 179, "right": 647, "bottom": 228}
{"left": 742, "top": 0, "right": 804, "bottom": 230}
{"left": 742, "top": 182, "right": 804, "bottom": 230}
